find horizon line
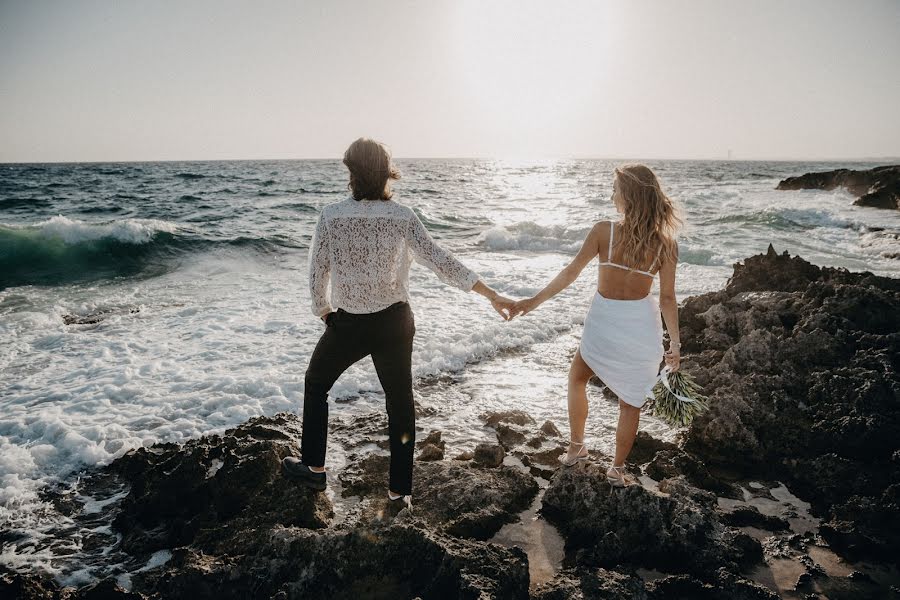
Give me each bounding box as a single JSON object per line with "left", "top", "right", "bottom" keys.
{"left": 2, "top": 155, "right": 899, "bottom": 166}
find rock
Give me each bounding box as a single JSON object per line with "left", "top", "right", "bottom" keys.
{"left": 645, "top": 448, "right": 735, "bottom": 496}
{"left": 108, "top": 413, "right": 333, "bottom": 555}
{"left": 626, "top": 431, "right": 678, "bottom": 465}
{"left": 0, "top": 570, "right": 59, "bottom": 600}
{"left": 418, "top": 442, "right": 444, "bottom": 461}
{"left": 645, "top": 568, "right": 779, "bottom": 600}
{"left": 416, "top": 429, "right": 444, "bottom": 450}
{"left": 532, "top": 565, "right": 777, "bottom": 600}
{"left": 719, "top": 505, "right": 790, "bottom": 531}
{"left": 495, "top": 423, "right": 527, "bottom": 450}
{"left": 541, "top": 466, "right": 761, "bottom": 575}
{"left": 540, "top": 420, "right": 562, "bottom": 437}
{"left": 455, "top": 450, "right": 474, "bottom": 461}
{"left": 532, "top": 567, "right": 647, "bottom": 600}
{"left": 480, "top": 410, "right": 536, "bottom": 427}
{"left": 133, "top": 523, "right": 531, "bottom": 600}
{"left": 0, "top": 570, "right": 147, "bottom": 600}
{"left": 339, "top": 453, "right": 538, "bottom": 540}
{"left": 473, "top": 443, "right": 506, "bottom": 467}
{"left": 526, "top": 435, "right": 543, "bottom": 448}
{"left": 776, "top": 165, "right": 900, "bottom": 210}
{"left": 677, "top": 248, "right": 900, "bottom": 558}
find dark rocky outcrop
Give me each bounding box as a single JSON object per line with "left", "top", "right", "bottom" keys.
{"left": 776, "top": 165, "right": 900, "bottom": 209}
{"left": 130, "top": 523, "right": 530, "bottom": 600}
{"left": 108, "top": 413, "right": 333, "bottom": 555}
{"left": 338, "top": 452, "right": 539, "bottom": 540}
{"left": 678, "top": 246, "right": 900, "bottom": 559}
{"left": 541, "top": 467, "right": 761, "bottom": 576}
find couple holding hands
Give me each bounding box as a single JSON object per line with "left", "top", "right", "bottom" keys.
{"left": 282, "top": 138, "right": 682, "bottom": 506}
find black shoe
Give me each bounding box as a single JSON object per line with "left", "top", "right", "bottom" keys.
{"left": 281, "top": 457, "right": 327, "bottom": 491}
{"left": 387, "top": 493, "right": 413, "bottom": 514}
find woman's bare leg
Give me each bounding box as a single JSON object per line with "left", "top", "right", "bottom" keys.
{"left": 564, "top": 350, "right": 594, "bottom": 459}
{"left": 612, "top": 399, "right": 641, "bottom": 467}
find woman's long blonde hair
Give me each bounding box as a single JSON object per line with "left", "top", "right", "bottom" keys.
{"left": 612, "top": 164, "right": 681, "bottom": 269}
{"left": 343, "top": 138, "right": 401, "bottom": 201}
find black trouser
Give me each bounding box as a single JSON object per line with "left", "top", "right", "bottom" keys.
{"left": 301, "top": 301, "right": 416, "bottom": 495}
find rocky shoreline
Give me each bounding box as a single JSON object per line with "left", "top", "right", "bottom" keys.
{"left": 776, "top": 165, "right": 900, "bottom": 210}
{"left": 3, "top": 248, "right": 899, "bottom": 599}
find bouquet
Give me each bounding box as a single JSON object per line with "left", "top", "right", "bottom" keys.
{"left": 648, "top": 368, "right": 709, "bottom": 427}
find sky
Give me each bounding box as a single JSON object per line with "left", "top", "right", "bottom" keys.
{"left": 1, "top": 0, "right": 898, "bottom": 162}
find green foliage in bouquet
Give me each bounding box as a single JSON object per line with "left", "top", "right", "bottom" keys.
{"left": 648, "top": 370, "right": 709, "bottom": 427}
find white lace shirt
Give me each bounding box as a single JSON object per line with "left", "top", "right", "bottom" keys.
{"left": 308, "top": 197, "right": 480, "bottom": 316}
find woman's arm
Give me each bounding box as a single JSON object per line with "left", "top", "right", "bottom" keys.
{"left": 657, "top": 242, "right": 680, "bottom": 371}
{"left": 511, "top": 223, "right": 603, "bottom": 317}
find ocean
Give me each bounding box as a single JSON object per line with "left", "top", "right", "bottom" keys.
{"left": 2, "top": 158, "right": 899, "bottom": 582}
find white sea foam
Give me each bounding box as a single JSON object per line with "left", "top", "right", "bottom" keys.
{"left": 3, "top": 215, "right": 179, "bottom": 244}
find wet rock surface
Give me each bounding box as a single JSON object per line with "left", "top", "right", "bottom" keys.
{"left": 678, "top": 246, "right": 900, "bottom": 560}
{"left": 777, "top": 164, "right": 900, "bottom": 210}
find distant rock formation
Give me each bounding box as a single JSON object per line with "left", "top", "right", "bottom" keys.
{"left": 776, "top": 165, "right": 900, "bottom": 209}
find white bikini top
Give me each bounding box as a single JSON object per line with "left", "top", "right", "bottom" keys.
{"left": 597, "top": 221, "right": 661, "bottom": 278}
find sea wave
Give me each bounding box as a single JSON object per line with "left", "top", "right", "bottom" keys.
{"left": 0, "top": 216, "right": 290, "bottom": 289}
{"left": 478, "top": 222, "right": 591, "bottom": 253}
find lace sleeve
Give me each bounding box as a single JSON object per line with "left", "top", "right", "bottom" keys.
{"left": 406, "top": 209, "right": 479, "bottom": 291}
{"left": 308, "top": 212, "right": 333, "bottom": 317}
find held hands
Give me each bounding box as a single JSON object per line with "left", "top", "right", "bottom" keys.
{"left": 490, "top": 295, "right": 517, "bottom": 321}
{"left": 509, "top": 297, "right": 540, "bottom": 319}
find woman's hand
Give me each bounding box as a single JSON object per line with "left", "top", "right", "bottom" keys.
{"left": 664, "top": 345, "right": 680, "bottom": 372}
{"left": 490, "top": 295, "right": 516, "bottom": 320}
{"left": 510, "top": 297, "right": 540, "bottom": 318}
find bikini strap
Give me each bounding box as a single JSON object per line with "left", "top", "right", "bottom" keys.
{"left": 607, "top": 221, "right": 615, "bottom": 261}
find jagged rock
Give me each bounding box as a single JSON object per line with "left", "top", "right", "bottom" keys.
{"left": 0, "top": 570, "right": 59, "bottom": 600}
{"left": 531, "top": 567, "right": 647, "bottom": 600}
{"left": 473, "top": 443, "right": 506, "bottom": 467}
{"left": 677, "top": 248, "right": 900, "bottom": 558}
{"left": 776, "top": 165, "right": 900, "bottom": 210}
{"left": 480, "top": 410, "right": 535, "bottom": 427}
{"left": 540, "top": 420, "right": 562, "bottom": 437}
{"left": 719, "top": 505, "right": 790, "bottom": 531}
{"left": 339, "top": 453, "right": 538, "bottom": 540}
{"left": 132, "top": 522, "right": 530, "bottom": 600}
{"left": 416, "top": 429, "right": 445, "bottom": 450}
{"left": 495, "top": 423, "right": 527, "bottom": 450}
{"left": 108, "top": 413, "right": 333, "bottom": 555}
{"left": 532, "top": 565, "right": 777, "bottom": 600}
{"left": 541, "top": 467, "right": 761, "bottom": 575}
{"left": 418, "top": 443, "right": 445, "bottom": 461}
{"left": 0, "top": 570, "right": 147, "bottom": 600}
{"left": 645, "top": 568, "right": 778, "bottom": 600}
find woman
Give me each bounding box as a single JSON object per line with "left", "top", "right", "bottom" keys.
{"left": 282, "top": 138, "right": 514, "bottom": 505}
{"left": 510, "top": 165, "right": 681, "bottom": 487}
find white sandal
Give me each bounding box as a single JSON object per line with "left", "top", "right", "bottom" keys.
{"left": 606, "top": 464, "right": 627, "bottom": 487}
{"left": 558, "top": 441, "right": 589, "bottom": 467}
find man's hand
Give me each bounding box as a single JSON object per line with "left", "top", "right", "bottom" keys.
{"left": 490, "top": 295, "right": 516, "bottom": 321}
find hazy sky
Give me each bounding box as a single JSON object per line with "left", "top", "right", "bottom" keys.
{"left": 1, "top": 0, "right": 898, "bottom": 162}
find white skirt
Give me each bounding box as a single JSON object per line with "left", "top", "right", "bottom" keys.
{"left": 579, "top": 291, "right": 664, "bottom": 408}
